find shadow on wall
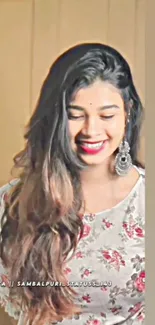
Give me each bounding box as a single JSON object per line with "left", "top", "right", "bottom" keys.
{"left": 0, "top": 306, "right": 15, "bottom": 325}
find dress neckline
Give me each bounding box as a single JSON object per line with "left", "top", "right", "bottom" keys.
{"left": 83, "top": 166, "right": 144, "bottom": 217}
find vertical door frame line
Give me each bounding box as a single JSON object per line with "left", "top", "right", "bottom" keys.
{"left": 56, "top": 0, "right": 62, "bottom": 54}
{"left": 29, "top": 0, "right": 35, "bottom": 115}
{"left": 106, "top": 0, "right": 111, "bottom": 45}
{"left": 133, "top": 0, "right": 139, "bottom": 73}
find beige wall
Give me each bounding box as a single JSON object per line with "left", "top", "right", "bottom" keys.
{"left": 0, "top": 1, "right": 145, "bottom": 323}
{"left": 0, "top": 0, "right": 145, "bottom": 188}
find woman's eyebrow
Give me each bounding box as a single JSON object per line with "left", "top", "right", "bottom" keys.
{"left": 68, "top": 105, "right": 84, "bottom": 111}
{"left": 68, "top": 104, "right": 120, "bottom": 111}
{"left": 99, "top": 104, "right": 120, "bottom": 110}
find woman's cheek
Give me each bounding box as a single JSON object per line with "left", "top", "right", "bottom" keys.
{"left": 108, "top": 118, "right": 125, "bottom": 136}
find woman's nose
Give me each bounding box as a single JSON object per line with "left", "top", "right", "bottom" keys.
{"left": 82, "top": 117, "right": 103, "bottom": 137}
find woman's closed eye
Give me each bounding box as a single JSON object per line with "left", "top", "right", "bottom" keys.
{"left": 68, "top": 114, "right": 84, "bottom": 120}
{"left": 100, "top": 114, "right": 114, "bottom": 119}
{"left": 68, "top": 113, "right": 115, "bottom": 120}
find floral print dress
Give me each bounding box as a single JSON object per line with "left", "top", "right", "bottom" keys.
{"left": 0, "top": 167, "right": 145, "bottom": 325}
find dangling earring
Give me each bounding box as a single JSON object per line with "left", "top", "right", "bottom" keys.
{"left": 115, "top": 111, "right": 132, "bottom": 176}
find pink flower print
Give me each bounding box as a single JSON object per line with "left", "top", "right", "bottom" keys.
{"left": 109, "top": 251, "right": 125, "bottom": 270}
{"left": 135, "top": 227, "right": 144, "bottom": 238}
{"left": 81, "top": 224, "right": 91, "bottom": 239}
{"left": 127, "top": 229, "right": 134, "bottom": 238}
{"left": 101, "top": 286, "right": 108, "bottom": 292}
{"left": 122, "top": 221, "right": 135, "bottom": 238}
{"left": 138, "top": 313, "right": 145, "bottom": 321}
{"left": 64, "top": 267, "right": 71, "bottom": 275}
{"left": 81, "top": 268, "right": 92, "bottom": 278}
{"left": 1, "top": 274, "right": 10, "bottom": 288}
{"left": 129, "top": 302, "right": 143, "bottom": 314}
{"left": 82, "top": 294, "right": 91, "bottom": 303}
{"left": 84, "top": 269, "right": 91, "bottom": 277}
{"left": 102, "top": 250, "right": 111, "bottom": 260}
{"left": 123, "top": 222, "right": 127, "bottom": 229}
{"left": 86, "top": 320, "right": 101, "bottom": 325}
{"left": 75, "top": 251, "right": 83, "bottom": 259}
{"left": 110, "top": 306, "right": 121, "bottom": 315}
{"left": 129, "top": 302, "right": 145, "bottom": 321}
{"left": 101, "top": 249, "right": 125, "bottom": 271}
{"left": 113, "top": 250, "right": 122, "bottom": 258}
{"left": 102, "top": 218, "right": 113, "bottom": 229}
{"left": 92, "top": 320, "right": 101, "bottom": 325}
{"left": 3, "top": 192, "right": 8, "bottom": 202}
{"left": 85, "top": 321, "right": 91, "bottom": 325}
{"left": 106, "top": 222, "right": 111, "bottom": 228}
{"left": 139, "top": 271, "right": 145, "bottom": 279}
{"left": 134, "top": 274, "right": 145, "bottom": 292}
{"left": 100, "top": 312, "right": 106, "bottom": 318}
{"left": 79, "top": 213, "right": 84, "bottom": 219}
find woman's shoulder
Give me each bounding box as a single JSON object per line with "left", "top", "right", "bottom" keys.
{"left": 135, "top": 165, "right": 145, "bottom": 175}
{"left": 0, "top": 179, "right": 19, "bottom": 197}
{"left": 0, "top": 179, "right": 22, "bottom": 321}
{"left": 0, "top": 179, "right": 19, "bottom": 201}
{"left": 0, "top": 179, "right": 20, "bottom": 227}
{"left": 135, "top": 166, "right": 145, "bottom": 194}
{"left": 134, "top": 165, "right": 145, "bottom": 183}
{"left": 133, "top": 166, "right": 145, "bottom": 215}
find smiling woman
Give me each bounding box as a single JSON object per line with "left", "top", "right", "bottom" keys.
{"left": 67, "top": 81, "right": 127, "bottom": 166}
{"left": 0, "top": 43, "right": 145, "bottom": 325}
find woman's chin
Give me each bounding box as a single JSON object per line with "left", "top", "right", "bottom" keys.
{"left": 77, "top": 152, "right": 109, "bottom": 166}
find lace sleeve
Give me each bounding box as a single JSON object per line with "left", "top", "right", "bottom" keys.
{"left": 0, "top": 180, "right": 22, "bottom": 322}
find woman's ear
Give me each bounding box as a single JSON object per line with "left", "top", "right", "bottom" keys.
{"left": 125, "top": 99, "right": 133, "bottom": 125}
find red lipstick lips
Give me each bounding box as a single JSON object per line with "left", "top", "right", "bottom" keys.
{"left": 78, "top": 140, "right": 107, "bottom": 155}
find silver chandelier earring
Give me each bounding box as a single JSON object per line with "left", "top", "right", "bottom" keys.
{"left": 115, "top": 111, "right": 132, "bottom": 176}
{"left": 115, "top": 140, "right": 132, "bottom": 176}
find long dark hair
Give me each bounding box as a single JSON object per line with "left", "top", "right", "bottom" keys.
{"left": 0, "top": 43, "right": 144, "bottom": 325}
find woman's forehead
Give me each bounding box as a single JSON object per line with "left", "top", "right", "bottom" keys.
{"left": 70, "top": 80, "right": 124, "bottom": 110}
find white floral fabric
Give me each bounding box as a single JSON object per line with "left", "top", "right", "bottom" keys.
{"left": 0, "top": 167, "right": 145, "bottom": 325}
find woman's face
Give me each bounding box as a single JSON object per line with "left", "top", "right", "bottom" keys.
{"left": 68, "top": 79, "right": 126, "bottom": 166}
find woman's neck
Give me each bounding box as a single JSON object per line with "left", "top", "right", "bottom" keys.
{"left": 80, "top": 156, "right": 117, "bottom": 186}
